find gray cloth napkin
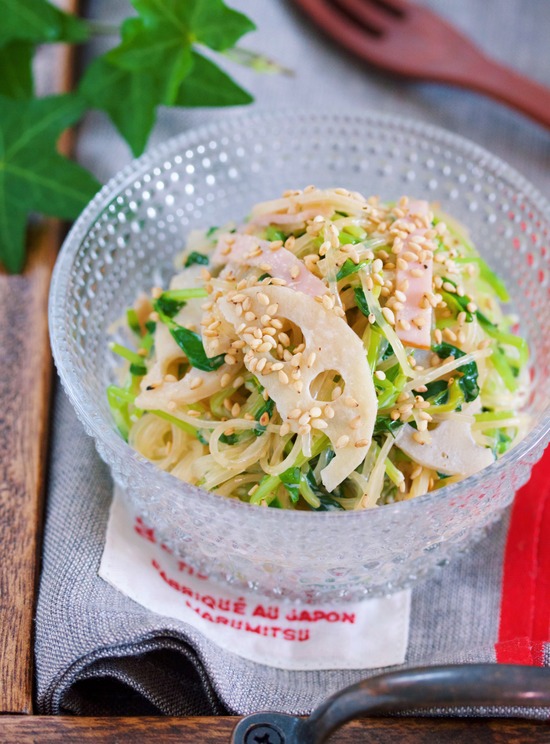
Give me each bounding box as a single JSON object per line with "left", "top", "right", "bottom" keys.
{"left": 36, "top": 0, "right": 550, "bottom": 718}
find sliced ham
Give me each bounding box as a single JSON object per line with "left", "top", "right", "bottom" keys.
{"left": 393, "top": 200, "right": 434, "bottom": 350}
{"left": 394, "top": 252, "right": 433, "bottom": 349}
{"left": 212, "top": 233, "right": 327, "bottom": 297}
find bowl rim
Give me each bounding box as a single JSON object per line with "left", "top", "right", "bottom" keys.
{"left": 49, "top": 109, "right": 550, "bottom": 522}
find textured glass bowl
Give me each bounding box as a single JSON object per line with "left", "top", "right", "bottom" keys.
{"left": 50, "top": 112, "right": 550, "bottom": 601}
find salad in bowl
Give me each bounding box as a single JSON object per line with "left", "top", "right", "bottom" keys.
{"left": 108, "top": 187, "right": 529, "bottom": 511}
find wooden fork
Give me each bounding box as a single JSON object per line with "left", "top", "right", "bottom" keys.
{"left": 294, "top": 0, "right": 550, "bottom": 129}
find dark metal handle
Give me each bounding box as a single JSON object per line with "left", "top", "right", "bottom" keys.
{"left": 231, "top": 664, "right": 550, "bottom": 744}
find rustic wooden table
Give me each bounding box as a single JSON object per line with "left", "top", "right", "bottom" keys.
{"left": 0, "top": 1, "right": 548, "bottom": 741}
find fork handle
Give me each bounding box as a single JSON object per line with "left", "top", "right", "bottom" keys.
{"left": 467, "top": 55, "right": 550, "bottom": 130}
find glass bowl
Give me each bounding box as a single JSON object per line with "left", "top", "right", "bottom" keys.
{"left": 49, "top": 112, "right": 550, "bottom": 601}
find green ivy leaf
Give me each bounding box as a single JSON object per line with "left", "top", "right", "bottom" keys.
{"left": 0, "top": 94, "right": 100, "bottom": 273}
{"left": 0, "top": 0, "right": 88, "bottom": 45}
{"left": 79, "top": 56, "right": 165, "bottom": 157}
{"left": 175, "top": 50, "right": 252, "bottom": 107}
{"left": 0, "top": 41, "right": 34, "bottom": 99}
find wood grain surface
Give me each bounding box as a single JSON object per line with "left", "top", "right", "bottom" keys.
{"left": 0, "top": 0, "right": 78, "bottom": 714}
{"left": 0, "top": 715, "right": 548, "bottom": 743}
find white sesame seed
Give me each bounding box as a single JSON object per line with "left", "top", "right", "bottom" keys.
{"left": 336, "top": 435, "right": 350, "bottom": 449}
{"left": 311, "top": 419, "right": 328, "bottom": 430}
{"left": 307, "top": 352, "right": 317, "bottom": 368}
{"left": 344, "top": 396, "right": 359, "bottom": 408}
{"left": 382, "top": 307, "right": 396, "bottom": 326}
{"left": 331, "top": 386, "right": 343, "bottom": 401}
{"left": 374, "top": 370, "right": 386, "bottom": 380}
{"left": 278, "top": 370, "right": 289, "bottom": 385}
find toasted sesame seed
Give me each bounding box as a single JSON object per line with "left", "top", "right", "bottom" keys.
{"left": 230, "top": 402, "right": 241, "bottom": 417}
{"left": 466, "top": 301, "right": 477, "bottom": 313}
{"left": 151, "top": 286, "right": 162, "bottom": 299}
{"left": 257, "top": 341, "right": 271, "bottom": 353}
{"left": 344, "top": 396, "right": 359, "bottom": 408}
{"left": 382, "top": 307, "right": 396, "bottom": 326}
{"left": 279, "top": 422, "right": 291, "bottom": 436}
{"left": 293, "top": 380, "right": 304, "bottom": 393}
{"left": 478, "top": 339, "right": 491, "bottom": 349}
{"left": 443, "top": 328, "right": 457, "bottom": 343}
{"left": 257, "top": 292, "right": 270, "bottom": 306}
{"left": 410, "top": 464, "right": 422, "bottom": 479}
{"left": 397, "top": 318, "right": 411, "bottom": 331}
{"left": 412, "top": 315, "right": 427, "bottom": 329}
{"left": 434, "top": 328, "right": 443, "bottom": 344}
{"left": 256, "top": 358, "right": 267, "bottom": 373}
{"left": 390, "top": 409, "right": 400, "bottom": 421}
{"left": 311, "top": 419, "right": 328, "bottom": 430}
{"left": 410, "top": 268, "right": 424, "bottom": 278}
{"left": 298, "top": 412, "right": 311, "bottom": 426}
{"left": 278, "top": 332, "right": 290, "bottom": 347}
{"left": 278, "top": 370, "right": 289, "bottom": 385}
{"left": 323, "top": 405, "right": 334, "bottom": 419}
{"left": 307, "top": 352, "right": 317, "bottom": 368}
{"left": 290, "top": 265, "right": 301, "bottom": 280}
{"left": 355, "top": 439, "right": 369, "bottom": 448}
{"left": 266, "top": 303, "right": 278, "bottom": 316}
{"left": 336, "top": 435, "right": 350, "bottom": 449}
{"left": 394, "top": 289, "right": 407, "bottom": 303}
{"left": 396, "top": 258, "right": 409, "bottom": 271}
{"left": 413, "top": 431, "right": 427, "bottom": 445}
{"left": 442, "top": 281, "right": 456, "bottom": 293}
{"left": 271, "top": 277, "right": 288, "bottom": 286}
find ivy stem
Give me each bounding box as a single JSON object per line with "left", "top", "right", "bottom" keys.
{"left": 86, "top": 20, "right": 120, "bottom": 36}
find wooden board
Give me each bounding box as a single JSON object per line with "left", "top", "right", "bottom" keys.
{"left": 0, "top": 716, "right": 548, "bottom": 743}
{"left": 0, "top": 0, "right": 78, "bottom": 714}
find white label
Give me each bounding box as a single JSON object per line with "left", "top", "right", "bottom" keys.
{"left": 99, "top": 489, "right": 411, "bottom": 671}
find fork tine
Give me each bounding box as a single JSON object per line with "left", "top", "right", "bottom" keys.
{"left": 331, "top": 0, "right": 392, "bottom": 34}
{"left": 371, "top": 0, "right": 409, "bottom": 16}
{"left": 295, "top": 0, "right": 388, "bottom": 56}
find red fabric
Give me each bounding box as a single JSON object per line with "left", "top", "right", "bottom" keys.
{"left": 496, "top": 447, "right": 550, "bottom": 665}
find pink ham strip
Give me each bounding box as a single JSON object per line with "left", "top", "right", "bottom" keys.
{"left": 212, "top": 233, "right": 327, "bottom": 297}
{"left": 394, "top": 200, "right": 434, "bottom": 350}
{"left": 395, "top": 248, "right": 433, "bottom": 349}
